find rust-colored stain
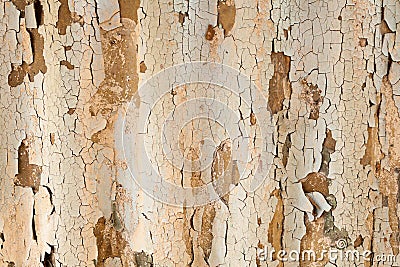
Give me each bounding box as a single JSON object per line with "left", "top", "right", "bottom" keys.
{"left": 250, "top": 112, "right": 256, "bottom": 125}
{"left": 267, "top": 189, "right": 283, "bottom": 265}
{"left": 183, "top": 207, "right": 194, "bottom": 266}
{"left": 256, "top": 242, "right": 264, "bottom": 267}
{"left": 139, "top": 61, "right": 147, "bottom": 73}
{"left": 301, "top": 172, "right": 329, "bottom": 197}
{"left": 118, "top": 0, "right": 140, "bottom": 23}
{"left": 217, "top": 0, "right": 236, "bottom": 36}
{"left": 365, "top": 211, "right": 374, "bottom": 267}
{"left": 132, "top": 251, "right": 153, "bottom": 267}
{"left": 14, "top": 138, "right": 42, "bottom": 193}
{"left": 198, "top": 205, "right": 216, "bottom": 263}
{"left": 323, "top": 130, "right": 336, "bottom": 152}
{"left": 60, "top": 60, "right": 75, "bottom": 70}
{"left": 8, "top": 28, "right": 47, "bottom": 87}
{"left": 67, "top": 108, "right": 76, "bottom": 115}
{"left": 93, "top": 217, "right": 127, "bottom": 267}
{"left": 205, "top": 25, "right": 215, "bottom": 41}
{"left": 379, "top": 77, "right": 400, "bottom": 255}
{"left": 300, "top": 216, "right": 330, "bottom": 267}
{"left": 320, "top": 129, "right": 336, "bottom": 175}
{"left": 91, "top": 116, "right": 116, "bottom": 145}
{"left": 91, "top": 22, "right": 138, "bottom": 110}
{"left": 50, "top": 133, "right": 55, "bottom": 145}
{"left": 89, "top": 21, "right": 138, "bottom": 144}
{"left": 359, "top": 38, "right": 368, "bottom": 47}
{"left": 299, "top": 172, "right": 349, "bottom": 265}
{"left": 56, "top": 0, "right": 72, "bottom": 35}
{"left": 211, "top": 139, "right": 239, "bottom": 207}
{"left": 178, "top": 12, "right": 187, "bottom": 25}
{"left": 380, "top": 20, "right": 393, "bottom": 35}
{"left": 268, "top": 52, "right": 291, "bottom": 114}
{"left": 8, "top": 63, "right": 28, "bottom": 87}
{"left": 361, "top": 127, "right": 382, "bottom": 167}
{"left": 301, "top": 80, "right": 323, "bottom": 120}
{"left": 27, "top": 28, "right": 47, "bottom": 80}
{"left": 354, "top": 234, "right": 363, "bottom": 248}
{"left": 10, "top": 0, "right": 31, "bottom": 11}
{"left": 282, "top": 134, "right": 291, "bottom": 168}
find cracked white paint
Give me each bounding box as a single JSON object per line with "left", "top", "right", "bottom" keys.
{"left": 0, "top": 0, "right": 399, "bottom": 266}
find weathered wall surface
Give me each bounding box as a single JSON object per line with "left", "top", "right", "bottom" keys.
{"left": 0, "top": 0, "right": 399, "bottom": 266}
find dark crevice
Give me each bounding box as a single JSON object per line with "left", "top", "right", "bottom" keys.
{"left": 34, "top": 0, "right": 44, "bottom": 26}
{"left": 42, "top": 245, "right": 55, "bottom": 267}
{"left": 282, "top": 134, "right": 291, "bottom": 168}
{"left": 32, "top": 207, "right": 37, "bottom": 241}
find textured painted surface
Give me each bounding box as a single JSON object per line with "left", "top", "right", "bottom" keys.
{"left": 0, "top": 0, "right": 399, "bottom": 266}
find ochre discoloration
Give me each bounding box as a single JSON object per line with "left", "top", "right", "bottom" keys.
{"left": 139, "top": 61, "right": 147, "bottom": 73}
{"left": 300, "top": 172, "right": 329, "bottom": 197}
{"left": 10, "top": 0, "right": 32, "bottom": 11}
{"left": 26, "top": 28, "right": 47, "bottom": 81}
{"left": 282, "top": 134, "right": 291, "bottom": 168}
{"left": 90, "top": 21, "right": 138, "bottom": 112}
{"left": 299, "top": 172, "right": 348, "bottom": 265}
{"left": 211, "top": 139, "right": 239, "bottom": 207}
{"left": 380, "top": 20, "right": 393, "bottom": 35}
{"left": 50, "top": 133, "right": 55, "bottom": 145}
{"left": 8, "top": 28, "right": 47, "bottom": 86}
{"left": 354, "top": 234, "right": 363, "bottom": 248}
{"left": 93, "top": 217, "right": 127, "bottom": 267}
{"left": 60, "top": 60, "right": 74, "bottom": 70}
{"left": 301, "top": 80, "right": 323, "bottom": 120}
{"left": 8, "top": 63, "right": 28, "bottom": 87}
{"left": 15, "top": 138, "right": 42, "bottom": 193}
{"left": 132, "top": 251, "right": 153, "bottom": 267}
{"left": 217, "top": 0, "right": 236, "bottom": 36}
{"left": 178, "top": 12, "right": 187, "bottom": 26}
{"left": 267, "top": 189, "right": 283, "bottom": 265}
{"left": 89, "top": 20, "right": 138, "bottom": 145}
{"left": 250, "top": 112, "right": 256, "bottom": 125}
{"left": 361, "top": 127, "right": 382, "bottom": 167}
{"left": 365, "top": 211, "right": 374, "bottom": 267}
{"left": 359, "top": 38, "right": 368, "bottom": 47}
{"left": 379, "top": 77, "right": 400, "bottom": 255}
{"left": 268, "top": 52, "right": 291, "bottom": 114}
{"left": 320, "top": 130, "right": 336, "bottom": 175}
{"left": 182, "top": 207, "right": 194, "bottom": 266}
{"left": 300, "top": 216, "right": 330, "bottom": 267}
{"left": 56, "top": 0, "right": 72, "bottom": 35}
{"left": 198, "top": 205, "right": 216, "bottom": 263}
{"left": 118, "top": 0, "right": 140, "bottom": 23}
{"left": 205, "top": 25, "right": 216, "bottom": 41}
